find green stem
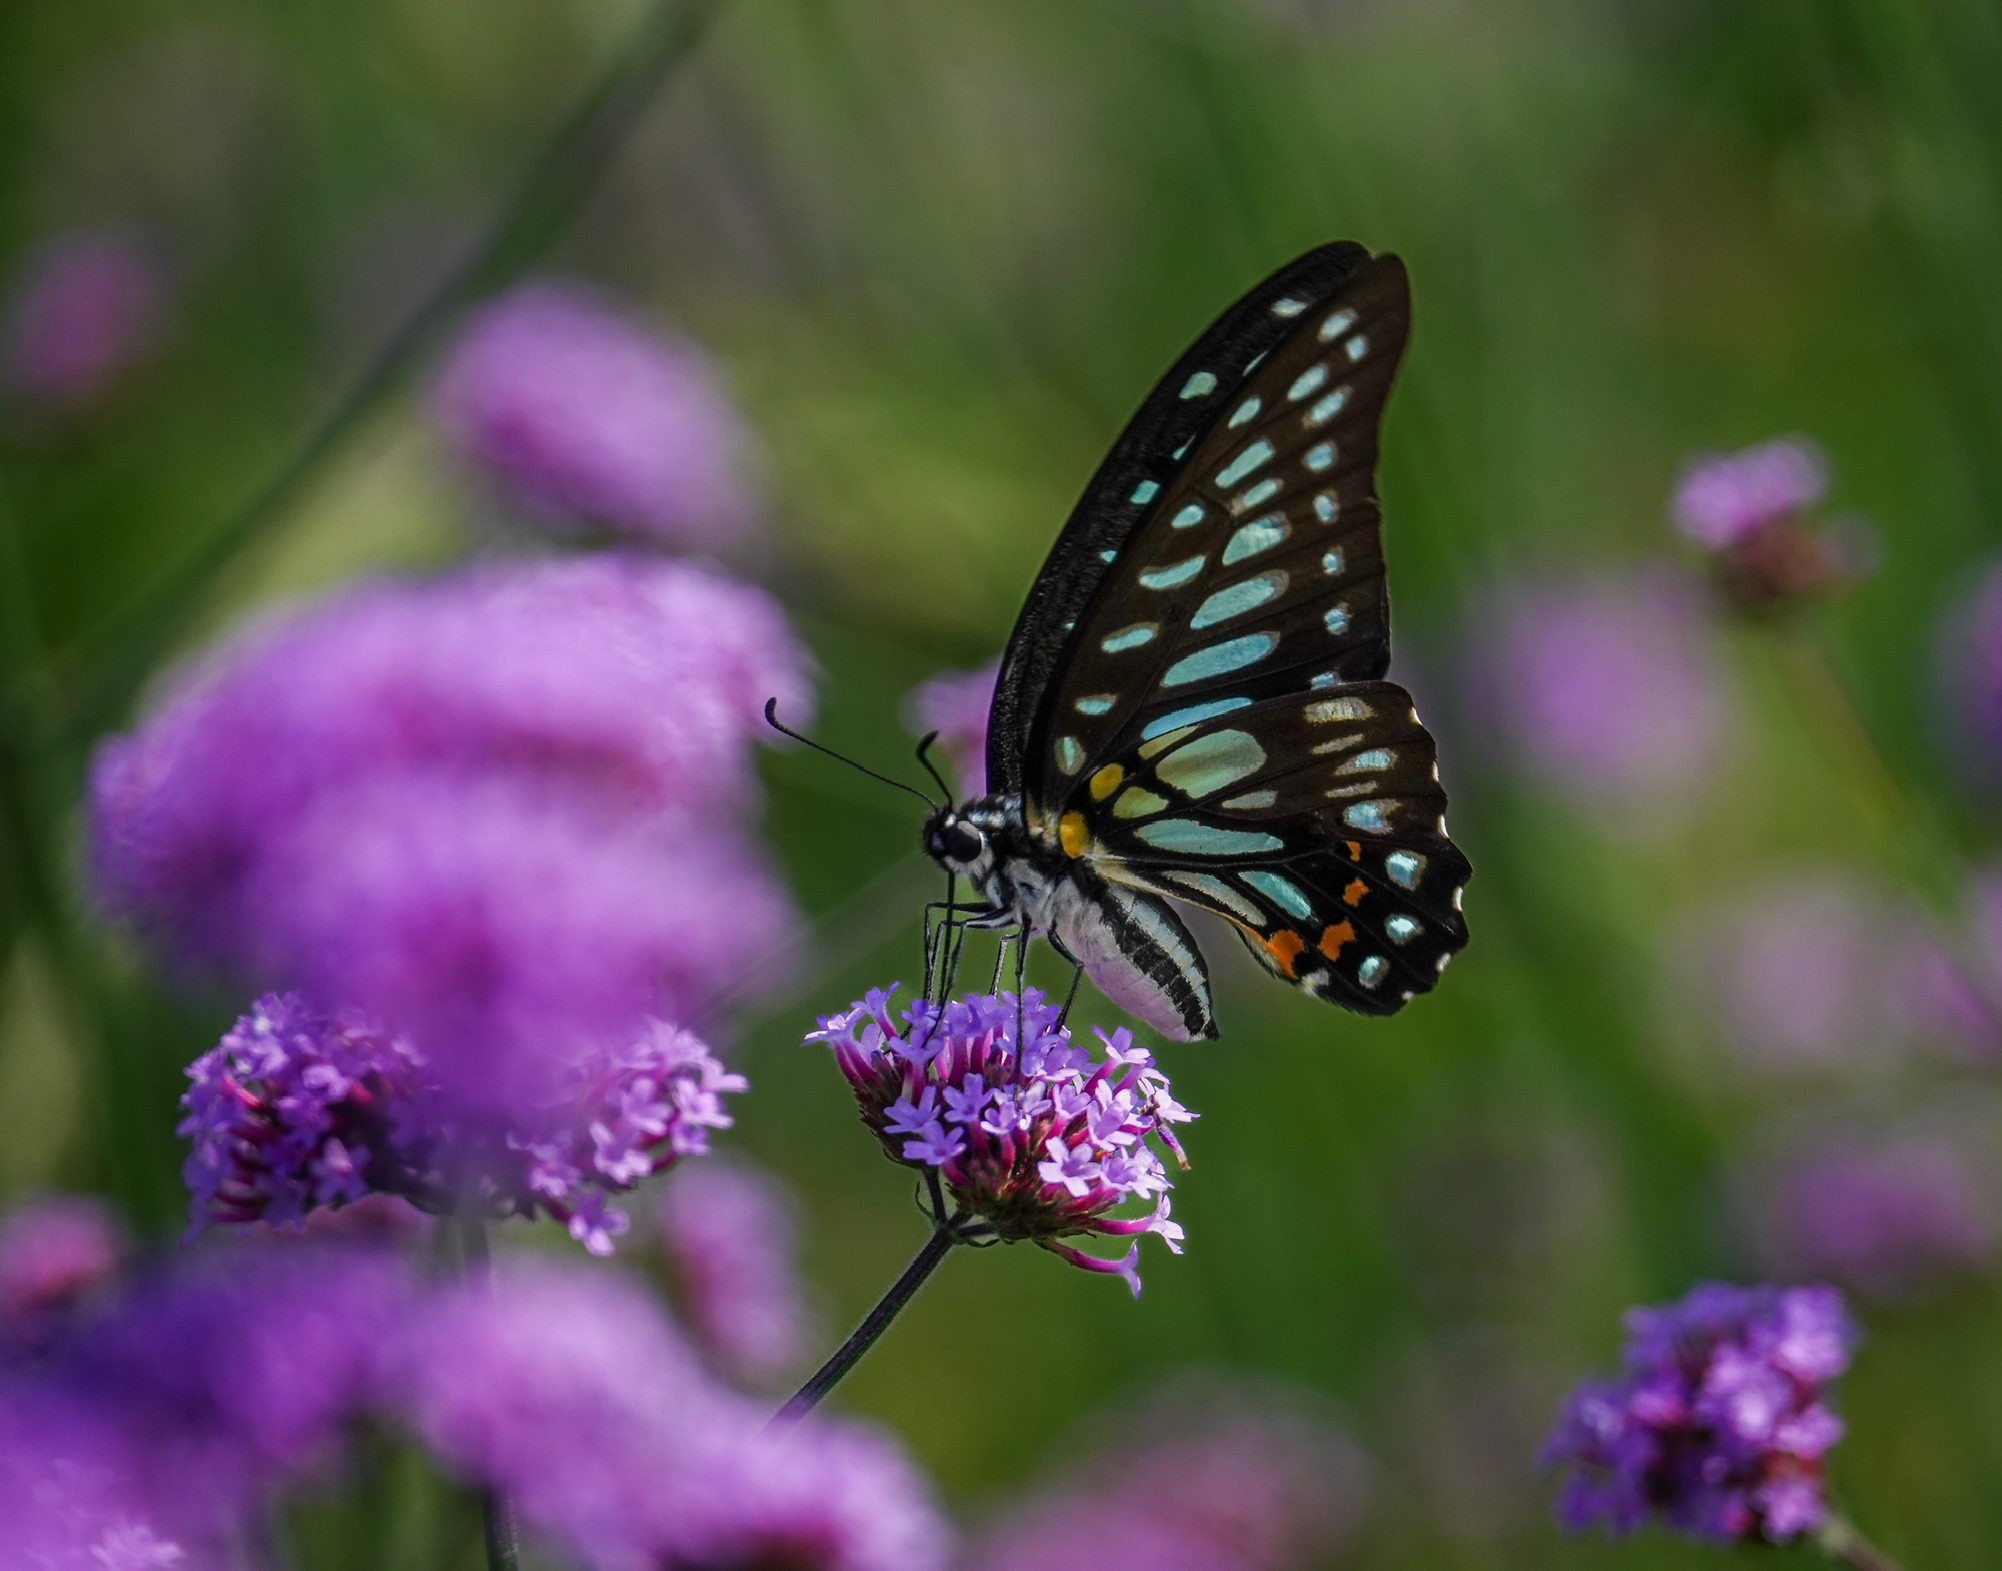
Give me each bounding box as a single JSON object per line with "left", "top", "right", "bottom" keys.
{"left": 456, "top": 1215, "right": 522, "bottom": 1571}
{"left": 770, "top": 1227, "right": 958, "bottom": 1427}
{"left": 1814, "top": 1514, "right": 1906, "bottom": 1571}
{"left": 64, "top": 0, "right": 727, "bottom": 739}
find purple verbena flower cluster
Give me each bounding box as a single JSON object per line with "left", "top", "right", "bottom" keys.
{"left": 180, "top": 994, "right": 744, "bottom": 1255}
{"left": 809, "top": 987, "right": 1192, "bottom": 1295}
{"left": 90, "top": 554, "right": 808, "bottom": 1128}
{"left": 430, "top": 280, "right": 761, "bottom": 552}
{"left": 1543, "top": 1281, "right": 1855, "bottom": 1544}
{"left": 1671, "top": 437, "right": 1866, "bottom": 609}
{"left": 657, "top": 1157, "right": 812, "bottom": 1385}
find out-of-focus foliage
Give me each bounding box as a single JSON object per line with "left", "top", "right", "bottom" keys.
{"left": 6, "top": 0, "right": 2002, "bottom": 1566}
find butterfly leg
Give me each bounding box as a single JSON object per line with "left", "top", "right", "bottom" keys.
{"left": 1055, "top": 960, "right": 1084, "bottom": 1030}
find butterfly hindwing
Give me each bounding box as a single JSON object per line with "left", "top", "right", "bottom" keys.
{"left": 1060, "top": 683, "right": 1469, "bottom": 1012}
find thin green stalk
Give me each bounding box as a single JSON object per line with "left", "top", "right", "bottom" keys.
{"left": 1814, "top": 1514, "right": 1906, "bottom": 1571}
{"left": 64, "top": 0, "right": 727, "bottom": 740}
{"left": 770, "top": 1226, "right": 959, "bottom": 1427}
{"left": 457, "top": 1215, "right": 522, "bottom": 1571}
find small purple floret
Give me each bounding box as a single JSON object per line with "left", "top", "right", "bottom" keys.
{"left": 1542, "top": 1280, "right": 1856, "bottom": 1544}
{"left": 808, "top": 988, "right": 1193, "bottom": 1292}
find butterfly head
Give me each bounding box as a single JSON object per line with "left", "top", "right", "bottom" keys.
{"left": 922, "top": 804, "right": 992, "bottom": 881}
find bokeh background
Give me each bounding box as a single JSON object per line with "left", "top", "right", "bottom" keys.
{"left": 8, "top": 0, "right": 2002, "bottom": 1565}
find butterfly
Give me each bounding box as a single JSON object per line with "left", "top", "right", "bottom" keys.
{"left": 919, "top": 241, "right": 1470, "bottom": 1040}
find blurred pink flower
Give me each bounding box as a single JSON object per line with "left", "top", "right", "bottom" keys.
{"left": 1471, "top": 570, "right": 1730, "bottom": 827}
{"left": 2, "top": 228, "right": 168, "bottom": 412}
{"left": 657, "top": 1157, "right": 811, "bottom": 1386}
{"left": 1672, "top": 438, "right": 1827, "bottom": 551}
{"left": 431, "top": 280, "right": 761, "bottom": 552}
{"left": 903, "top": 659, "right": 997, "bottom": 798}
{"left": 0, "top": 1194, "right": 121, "bottom": 1322}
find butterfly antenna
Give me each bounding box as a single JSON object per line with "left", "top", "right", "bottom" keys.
{"left": 914, "top": 731, "right": 956, "bottom": 803}
{"left": 764, "top": 699, "right": 937, "bottom": 809}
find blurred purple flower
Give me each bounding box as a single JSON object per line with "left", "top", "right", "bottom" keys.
{"left": 0, "top": 1193, "right": 121, "bottom": 1323}
{"left": 809, "top": 987, "right": 1192, "bottom": 1295}
{"left": 1471, "top": 571, "right": 1730, "bottom": 826}
{"left": 966, "top": 1380, "right": 1367, "bottom": 1571}
{"left": 2, "top": 228, "right": 168, "bottom": 413}
{"left": 90, "top": 555, "right": 808, "bottom": 1126}
{"left": 182, "top": 993, "right": 744, "bottom": 1253}
{"left": 431, "top": 280, "right": 760, "bottom": 552}
{"left": 1747, "top": 1134, "right": 1996, "bottom": 1298}
{"left": 0, "top": 1395, "right": 198, "bottom": 1570}
{"left": 903, "top": 659, "right": 997, "bottom": 798}
{"left": 657, "top": 1156, "right": 811, "bottom": 1385}
{"left": 394, "top": 1260, "right": 949, "bottom": 1571}
{"left": 1672, "top": 438, "right": 1827, "bottom": 550}
{"left": 1543, "top": 1281, "right": 1854, "bottom": 1544}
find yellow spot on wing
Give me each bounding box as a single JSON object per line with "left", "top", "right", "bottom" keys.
{"left": 1059, "top": 812, "right": 1089, "bottom": 859}
{"left": 1090, "top": 764, "right": 1125, "bottom": 801}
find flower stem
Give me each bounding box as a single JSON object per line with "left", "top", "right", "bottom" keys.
{"left": 64, "top": 0, "right": 728, "bottom": 739}
{"left": 770, "top": 1226, "right": 958, "bottom": 1427}
{"left": 456, "top": 1215, "right": 522, "bottom": 1571}
{"left": 1814, "top": 1514, "right": 1905, "bottom": 1571}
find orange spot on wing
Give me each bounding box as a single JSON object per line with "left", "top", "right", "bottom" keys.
{"left": 1342, "top": 878, "right": 1368, "bottom": 907}
{"left": 1318, "top": 920, "right": 1356, "bottom": 961}
{"left": 1345, "top": 840, "right": 1362, "bottom": 860}
{"left": 1261, "top": 929, "right": 1307, "bottom": 979}
{"left": 1059, "top": 812, "right": 1089, "bottom": 859}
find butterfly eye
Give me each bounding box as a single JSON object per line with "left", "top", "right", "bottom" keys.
{"left": 927, "top": 819, "right": 985, "bottom": 867}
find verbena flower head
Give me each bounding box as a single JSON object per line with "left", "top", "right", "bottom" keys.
{"left": 0, "top": 1193, "right": 122, "bottom": 1323}
{"left": 395, "top": 1261, "right": 950, "bottom": 1571}
{"left": 1473, "top": 570, "right": 1729, "bottom": 830}
{"left": 1671, "top": 438, "right": 1866, "bottom": 609}
{"left": 2, "top": 227, "right": 168, "bottom": 413}
{"left": 182, "top": 994, "right": 745, "bottom": 1254}
{"left": 657, "top": 1156, "right": 811, "bottom": 1385}
{"left": 903, "top": 659, "right": 998, "bottom": 797}
{"left": 431, "top": 280, "right": 760, "bottom": 552}
{"left": 90, "top": 556, "right": 807, "bottom": 1125}
{"left": 1543, "top": 1281, "right": 1856, "bottom": 1545}
{"left": 966, "top": 1378, "right": 1368, "bottom": 1571}
{"left": 809, "top": 987, "right": 1193, "bottom": 1296}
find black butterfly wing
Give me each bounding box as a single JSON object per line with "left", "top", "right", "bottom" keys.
{"left": 987, "top": 240, "right": 1382, "bottom": 798}
{"left": 1062, "top": 685, "right": 1470, "bottom": 1013}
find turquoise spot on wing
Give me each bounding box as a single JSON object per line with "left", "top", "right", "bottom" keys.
{"left": 1385, "top": 851, "right": 1425, "bottom": 888}
{"left": 1074, "top": 695, "right": 1116, "bottom": 716}
{"left": 1140, "top": 697, "right": 1252, "bottom": 740}
{"left": 1338, "top": 747, "right": 1392, "bottom": 774}
{"left": 1231, "top": 477, "right": 1282, "bottom": 514}
{"left": 1228, "top": 395, "right": 1262, "bottom": 428}
{"left": 1171, "top": 503, "right": 1206, "bottom": 530}
{"left": 1155, "top": 728, "right": 1267, "bottom": 798}
{"left": 1099, "top": 549, "right": 1117, "bottom": 564}
{"left": 1287, "top": 364, "right": 1329, "bottom": 401}
{"left": 1190, "top": 572, "right": 1286, "bottom": 630}
{"left": 1310, "top": 672, "right": 1339, "bottom": 688}
{"left": 1345, "top": 333, "right": 1369, "bottom": 362}
{"left": 1162, "top": 633, "right": 1278, "bottom": 687}
{"left": 1305, "top": 442, "right": 1337, "bottom": 473}
{"left": 1313, "top": 492, "right": 1339, "bottom": 523}
{"left": 1130, "top": 480, "right": 1161, "bottom": 505}
{"left": 1101, "top": 624, "right": 1158, "bottom": 654}
{"left": 1306, "top": 387, "right": 1349, "bottom": 427}
{"left": 1180, "top": 371, "right": 1217, "bottom": 399}
{"left": 1385, "top": 914, "right": 1421, "bottom": 944}
{"left": 1221, "top": 789, "right": 1276, "bottom": 810}
{"left": 1134, "top": 820, "right": 1285, "bottom": 855}
{"left": 1318, "top": 308, "right": 1357, "bottom": 342}
{"left": 1222, "top": 516, "right": 1290, "bottom": 566}
{"left": 1138, "top": 556, "right": 1205, "bottom": 591}
{"left": 1271, "top": 296, "right": 1308, "bottom": 317}
{"left": 1342, "top": 800, "right": 1390, "bottom": 832}
{"left": 1322, "top": 548, "right": 1345, "bottom": 576}
{"left": 1356, "top": 954, "right": 1389, "bottom": 988}
{"left": 1243, "top": 870, "right": 1314, "bottom": 920}
{"left": 1054, "top": 736, "right": 1085, "bottom": 774}
{"left": 1214, "top": 440, "right": 1275, "bottom": 489}
{"left": 1324, "top": 605, "right": 1351, "bottom": 635}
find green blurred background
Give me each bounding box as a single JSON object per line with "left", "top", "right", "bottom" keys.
{"left": 8, "top": 0, "right": 2002, "bottom": 1565}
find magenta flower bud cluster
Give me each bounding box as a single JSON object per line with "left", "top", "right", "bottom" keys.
{"left": 1543, "top": 1281, "right": 1855, "bottom": 1544}
{"left": 180, "top": 994, "right": 744, "bottom": 1255}
{"left": 808, "top": 987, "right": 1192, "bottom": 1295}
